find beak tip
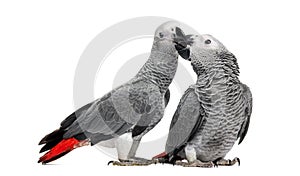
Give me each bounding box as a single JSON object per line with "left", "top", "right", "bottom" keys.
{"left": 177, "top": 48, "right": 190, "bottom": 61}
{"left": 173, "top": 27, "right": 191, "bottom": 61}
{"left": 175, "top": 27, "right": 185, "bottom": 38}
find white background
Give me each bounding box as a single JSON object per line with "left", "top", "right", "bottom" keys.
{"left": 1, "top": 0, "right": 300, "bottom": 175}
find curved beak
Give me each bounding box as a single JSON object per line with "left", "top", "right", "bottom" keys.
{"left": 173, "top": 27, "right": 191, "bottom": 61}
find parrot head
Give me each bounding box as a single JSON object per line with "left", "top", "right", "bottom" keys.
{"left": 185, "top": 34, "right": 239, "bottom": 76}
{"left": 153, "top": 21, "right": 190, "bottom": 60}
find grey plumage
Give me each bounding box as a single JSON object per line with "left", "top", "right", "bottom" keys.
{"left": 38, "top": 21, "right": 189, "bottom": 164}
{"left": 63, "top": 27, "right": 181, "bottom": 143}
{"left": 164, "top": 34, "right": 252, "bottom": 164}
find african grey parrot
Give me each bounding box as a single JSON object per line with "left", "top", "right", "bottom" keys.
{"left": 154, "top": 34, "right": 252, "bottom": 167}
{"left": 38, "top": 21, "right": 190, "bottom": 165}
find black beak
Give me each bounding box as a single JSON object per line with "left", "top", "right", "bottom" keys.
{"left": 174, "top": 27, "right": 190, "bottom": 61}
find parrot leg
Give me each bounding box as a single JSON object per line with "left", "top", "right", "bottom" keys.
{"left": 174, "top": 160, "right": 214, "bottom": 168}
{"left": 176, "top": 144, "right": 214, "bottom": 167}
{"left": 108, "top": 136, "right": 156, "bottom": 166}
{"left": 214, "top": 157, "right": 240, "bottom": 166}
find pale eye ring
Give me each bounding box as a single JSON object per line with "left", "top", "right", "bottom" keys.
{"left": 205, "top": 39, "right": 211, "bottom": 44}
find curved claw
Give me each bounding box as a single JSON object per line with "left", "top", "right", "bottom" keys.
{"left": 236, "top": 157, "right": 241, "bottom": 166}
{"left": 107, "top": 161, "right": 114, "bottom": 166}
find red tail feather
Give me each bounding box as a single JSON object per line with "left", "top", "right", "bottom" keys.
{"left": 152, "top": 152, "right": 167, "bottom": 159}
{"left": 38, "top": 138, "right": 80, "bottom": 164}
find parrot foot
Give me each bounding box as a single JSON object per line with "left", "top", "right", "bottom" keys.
{"left": 175, "top": 160, "right": 214, "bottom": 168}
{"left": 108, "top": 157, "right": 157, "bottom": 166}
{"left": 214, "top": 157, "right": 240, "bottom": 166}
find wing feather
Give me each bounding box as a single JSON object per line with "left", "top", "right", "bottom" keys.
{"left": 165, "top": 87, "right": 204, "bottom": 160}
{"left": 238, "top": 84, "right": 252, "bottom": 144}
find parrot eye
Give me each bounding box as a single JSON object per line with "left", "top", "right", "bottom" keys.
{"left": 159, "top": 32, "right": 164, "bottom": 38}
{"left": 205, "top": 39, "right": 211, "bottom": 44}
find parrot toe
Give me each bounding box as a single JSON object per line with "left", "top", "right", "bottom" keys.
{"left": 174, "top": 160, "right": 214, "bottom": 168}
{"left": 214, "top": 157, "right": 240, "bottom": 166}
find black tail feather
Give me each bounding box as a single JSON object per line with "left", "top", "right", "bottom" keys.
{"left": 60, "top": 102, "right": 93, "bottom": 129}
{"left": 60, "top": 112, "right": 77, "bottom": 129}
{"left": 39, "top": 138, "right": 62, "bottom": 153}
{"left": 39, "top": 110, "right": 80, "bottom": 145}
{"left": 39, "top": 129, "right": 65, "bottom": 145}
{"left": 39, "top": 102, "right": 92, "bottom": 156}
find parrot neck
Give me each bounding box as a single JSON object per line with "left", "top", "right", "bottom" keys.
{"left": 135, "top": 50, "right": 178, "bottom": 93}
{"left": 194, "top": 51, "right": 240, "bottom": 88}
{"left": 195, "top": 66, "right": 240, "bottom": 89}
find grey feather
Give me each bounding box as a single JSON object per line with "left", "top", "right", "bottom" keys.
{"left": 164, "top": 34, "right": 252, "bottom": 162}
{"left": 61, "top": 23, "right": 182, "bottom": 143}
{"left": 237, "top": 84, "right": 252, "bottom": 144}
{"left": 62, "top": 30, "right": 181, "bottom": 141}
{"left": 165, "top": 87, "right": 204, "bottom": 161}
{"left": 38, "top": 21, "right": 188, "bottom": 163}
